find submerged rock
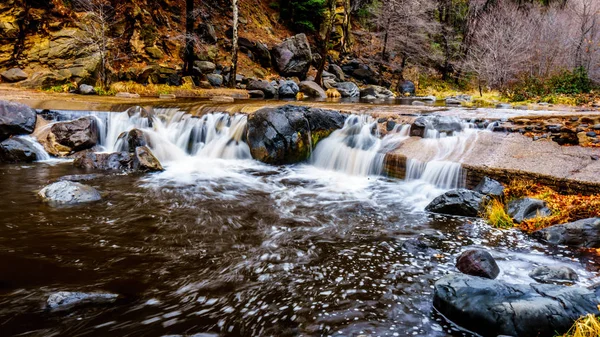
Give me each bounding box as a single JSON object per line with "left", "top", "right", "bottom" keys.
{"left": 46, "top": 291, "right": 118, "bottom": 311}
{"left": 246, "top": 105, "right": 346, "bottom": 164}
{"left": 50, "top": 116, "right": 99, "bottom": 152}
{"left": 532, "top": 217, "right": 600, "bottom": 248}
{"left": 507, "top": 198, "right": 551, "bottom": 224}
{"left": 433, "top": 273, "right": 600, "bottom": 337}
{"left": 529, "top": 265, "right": 579, "bottom": 284}
{"left": 38, "top": 181, "right": 101, "bottom": 205}
{"left": 425, "top": 189, "right": 486, "bottom": 217}
{"left": 474, "top": 177, "right": 505, "bottom": 198}
{"left": 0, "top": 137, "right": 40, "bottom": 163}
{"left": 456, "top": 249, "right": 499, "bottom": 279}
{"left": 0, "top": 100, "right": 37, "bottom": 142}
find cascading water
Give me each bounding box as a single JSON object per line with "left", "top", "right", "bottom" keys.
{"left": 100, "top": 107, "right": 251, "bottom": 163}
{"left": 15, "top": 135, "right": 51, "bottom": 162}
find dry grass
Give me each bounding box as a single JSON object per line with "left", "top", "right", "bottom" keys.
{"left": 109, "top": 82, "right": 249, "bottom": 99}
{"left": 503, "top": 179, "right": 600, "bottom": 232}
{"left": 560, "top": 314, "right": 600, "bottom": 337}
{"left": 484, "top": 199, "right": 515, "bottom": 229}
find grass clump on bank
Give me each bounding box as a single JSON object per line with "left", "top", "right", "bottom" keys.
{"left": 482, "top": 179, "right": 600, "bottom": 232}
{"left": 109, "top": 82, "right": 249, "bottom": 98}
{"left": 560, "top": 314, "right": 600, "bottom": 337}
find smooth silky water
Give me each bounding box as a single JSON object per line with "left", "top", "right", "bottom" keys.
{"left": 0, "top": 108, "right": 597, "bottom": 337}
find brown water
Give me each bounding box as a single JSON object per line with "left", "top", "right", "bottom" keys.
{"left": 0, "top": 157, "right": 594, "bottom": 337}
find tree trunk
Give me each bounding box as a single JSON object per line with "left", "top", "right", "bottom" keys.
{"left": 183, "top": 0, "right": 194, "bottom": 76}
{"left": 315, "top": 0, "right": 336, "bottom": 87}
{"left": 228, "top": 0, "right": 239, "bottom": 88}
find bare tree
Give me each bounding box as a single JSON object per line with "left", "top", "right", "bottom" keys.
{"left": 463, "top": 0, "right": 533, "bottom": 91}
{"left": 183, "top": 0, "right": 195, "bottom": 76}
{"left": 568, "top": 0, "right": 600, "bottom": 78}
{"left": 315, "top": 0, "right": 337, "bottom": 87}
{"left": 228, "top": 0, "right": 239, "bottom": 88}
{"left": 71, "top": 0, "right": 122, "bottom": 89}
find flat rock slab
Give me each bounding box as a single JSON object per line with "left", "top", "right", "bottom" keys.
{"left": 47, "top": 291, "right": 118, "bottom": 311}
{"left": 433, "top": 274, "right": 600, "bottom": 337}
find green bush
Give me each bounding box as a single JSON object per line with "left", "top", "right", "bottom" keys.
{"left": 279, "top": 0, "right": 326, "bottom": 32}
{"left": 507, "top": 67, "right": 593, "bottom": 102}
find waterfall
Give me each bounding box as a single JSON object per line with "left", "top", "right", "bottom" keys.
{"left": 100, "top": 107, "right": 251, "bottom": 163}
{"left": 16, "top": 136, "right": 51, "bottom": 162}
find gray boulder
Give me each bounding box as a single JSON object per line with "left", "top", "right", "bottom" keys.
{"left": 271, "top": 34, "right": 312, "bottom": 79}
{"left": 359, "top": 85, "right": 395, "bottom": 99}
{"left": 456, "top": 249, "right": 500, "bottom": 279}
{"left": 116, "top": 129, "right": 147, "bottom": 153}
{"left": 1, "top": 68, "right": 28, "bottom": 82}
{"left": 78, "top": 84, "right": 95, "bottom": 95}
{"left": 247, "top": 80, "right": 277, "bottom": 98}
{"left": 0, "top": 100, "right": 37, "bottom": 141}
{"left": 507, "top": 198, "right": 551, "bottom": 223}
{"left": 206, "top": 74, "right": 223, "bottom": 87}
{"left": 246, "top": 105, "right": 346, "bottom": 164}
{"left": 474, "top": 177, "right": 505, "bottom": 198}
{"left": 352, "top": 68, "right": 380, "bottom": 85}
{"left": 299, "top": 81, "right": 326, "bottom": 98}
{"left": 433, "top": 273, "right": 600, "bottom": 337}
{"left": 334, "top": 82, "right": 359, "bottom": 98}
{"left": 278, "top": 80, "right": 299, "bottom": 98}
{"left": 47, "top": 291, "right": 118, "bottom": 311}
{"left": 398, "top": 80, "right": 416, "bottom": 96}
{"left": 0, "top": 137, "right": 41, "bottom": 163}
{"left": 194, "top": 61, "right": 216, "bottom": 74}
{"left": 529, "top": 266, "right": 579, "bottom": 284}
{"left": 425, "top": 189, "right": 485, "bottom": 217}
{"left": 532, "top": 218, "right": 600, "bottom": 248}
{"left": 38, "top": 181, "right": 102, "bottom": 205}
{"left": 50, "top": 116, "right": 99, "bottom": 152}
{"left": 328, "top": 64, "right": 345, "bottom": 81}
{"left": 73, "top": 146, "right": 163, "bottom": 172}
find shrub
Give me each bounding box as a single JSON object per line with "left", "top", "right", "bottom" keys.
{"left": 561, "top": 314, "right": 600, "bottom": 337}
{"left": 279, "top": 0, "right": 326, "bottom": 32}
{"left": 484, "top": 199, "right": 514, "bottom": 229}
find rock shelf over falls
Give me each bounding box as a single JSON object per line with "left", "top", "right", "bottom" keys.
{"left": 1, "top": 100, "right": 600, "bottom": 337}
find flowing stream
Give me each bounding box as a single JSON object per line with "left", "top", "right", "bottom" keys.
{"left": 0, "top": 107, "right": 597, "bottom": 337}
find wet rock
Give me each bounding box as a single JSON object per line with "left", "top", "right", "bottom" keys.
{"left": 299, "top": 81, "right": 326, "bottom": 98}
{"left": 247, "top": 80, "right": 277, "bottom": 98}
{"left": 529, "top": 266, "right": 579, "bottom": 284}
{"left": 38, "top": 181, "right": 101, "bottom": 205}
{"left": 474, "top": 177, "right": 504, "bottom": 198}
{"left": 58, "top": 174, "right": 102, "bottom": 182}
{"left": 432, "top": 116, "right": 463, "bottom": 134}
{"left": 410, "top": 117, "right": 428, "bottom": 137}
{"left": 507, "top": 198, "right": 551, "bottom": 224}
{"left": 425, "top": 189, "right": 486, "bottom": 217}
{"left": 328, "top": 64, "right": 345, "bottom": 81}
{"left": 433, "top": 274, "right": 600, "bottom": 337}
{"left": 397, "top": 80, "right": 415, "bottom": 96}
{"left": 496, "top": 103, "right": 512, "bottom": 109}
{"left": 278, "top": 80, "right": 299, "bottom": 98}
{"left": 248, "top": 90, "right": 265, "bottom": 98}
{"left": 78, "top": 84, "right": 95, "bottom": 95}
{"left": 334, "top": 82, "right": 359, "bottom": 98}
{"left": 50, "top": 116, "right": 99, "bottom": 152}
{"left": 194, "top": 61, "right": 216, "bottom": 74}
{"left": 0, "top": 100, "right": 37, "bottom": 141}
{"left": 271, "top": 34, "right": 312, "bottom": 79}
{"left": 206, "top": 74, "right": 223, "bottom": 87}
{"left": 445, "top": 98, "right": 461, "bottom": 106}
{"left": 117, "top": 129, "right": 147, "bottom": 153}
{"left": 532, "top": 218, "right": 600, "bottom": 248}
{"left": 0, "top": 137, "right": 40, "bottom": 163}
{"left": 1, "top": 68, "right": 28, "bottom": 82}
{"left": 360, "top": 85, "right": 395, "bottom": 99}
{"left": 46, "top": 291, "right": 118, "bottom": 311}
{"left": 352, "top": 68, "right": 380, "bottom": 85}
{"left": 134, "top": 146, "right": 164, "bottom": 171}
{"left": 456, "top": 249, "right": 499, "bottom": 279}
{"left": 246, "top": 105, "right": 346, "bottom": 164}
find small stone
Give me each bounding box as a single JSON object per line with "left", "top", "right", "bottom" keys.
{"left": 529, "top": 265, "right": 578, "bottom": 284}
{"left": 159, "top": 94, "right": 176, "bottom": 99}
{"left": 586, "top": 131, "right": 597, "bottom": 137}
{"left": 591, "top": 155, "right": 599, "bottom": 161}
{"left": 456, "top": 249, "right": 500, "bottom": 279}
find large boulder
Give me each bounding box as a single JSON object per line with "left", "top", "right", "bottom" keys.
{"left": 507, "top": 198, "right": 551, "bottom": 224}
{"left": 352, "top": 68, "right": 380, "bottom": 85}
{"left": 50, "top": 116, "right": 99, "bottom": 152}
{"left": 73, "top": 146, "right": 163, "bottom": 172}
{"left": 425, "top": 189, "right": 486, "bottom": 217}
{"left": 456, "top": 249, "right": 500, "bottom": 279}
{"left": 38, "top": 181, "right": 102, "bottom": 205}
{"left": 1, "top": 68, "right": 28, "bottom": 82}
{"left": 334, "top": 82, "right": 360, "bottom": 98}
{"left": 529, "top": 265, "right": 579, "bottom": 285}
{"left": 299, "top": 81, "right": 326, "bottom": 98}
{"left": 247, "top": 80, "right": 277, "bottom": 98}
{"left": 0, "top": 137, "right": 41, "bottom": 163}
{"left": 116, "top": 129, "right": 147, "bottom": 153}
{"left": 433, "top": 274, "right": 600, "bottom": 337}
{"left": 397, "top": 80, "right": 416, "bottom": 96}
{"left": 278, "top": 80, "right": 299, "bottom": 98}
{"left": 328, "top": 64, "right": 345, "bottom": 81}
{"left": 271, "top": 34, "right": 312, "bottom": 79}
{"left": 474, "top": 177, "right": 505, "bottom": 198}
{"left": 532, "top": 218, "right": 600, "bottom": 248}
{"left": 246, "top": 105, "right": 346, "bottom": 164}
{"left": 0, "top": 100, "right": 37, "bottom": 141}
{"left": 359, "top": 85, "right": 395, "bottom": 99}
